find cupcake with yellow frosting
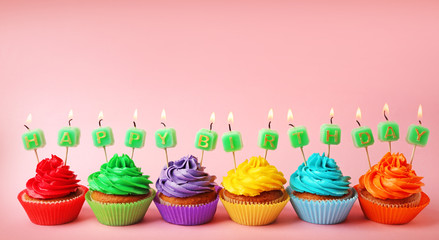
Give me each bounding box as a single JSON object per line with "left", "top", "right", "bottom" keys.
{"left": 355, "top": 152, "right": 430, "bottom": 224}
{"left": 220, "top": 156, "right": 289, "bottom": 226}
{"left": 288, "top": 153, "right": 357, "bottom": 224}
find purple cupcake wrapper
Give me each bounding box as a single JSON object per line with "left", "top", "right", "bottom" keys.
{"left": 154, "top": 187, "right": 221, "bottom": 226}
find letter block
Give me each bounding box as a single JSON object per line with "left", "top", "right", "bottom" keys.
{"left": 320, "top": 124, "right": 341, "bottom": 145}
{"left": 377, "top": 121, "right": 400, "bottom": 142}
{"left": 125, "top": 128, "right": 146, "bottom": 148}
{"left": 92, "top": 127, "right": 114, "bottom": 147}
{"left": 22, "top": 129, "right": 46, "bottom": 150}
{"left": 352, "top": 127, "right": 375, "bottom": 148}
{"left": 288, "top": 126, "right": 309, "bottom": 148}
{"left": 155, "top": 128, "right": 177, "bottom": 148}
{"left": 58, "top": 127, "right": 80, "bottom": 147}
{"left": 195, "top": 129, "right": 218, "bottom": 151}
{"left": 406, "top": 124, "right": 429, "bottom": 147}
{"left": 222, "top": 131, "right": 243, "bottom": 152}
{"left": 258, "top": 129, "right": 279, "bottom": 150}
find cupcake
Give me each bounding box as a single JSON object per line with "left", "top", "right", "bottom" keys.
{"left": 154, "top": 155, "right": 219, "bottom": 225}
{"left": 18, "top": 155, "right": 88, "bottom": 225}
{"left": 221, "top": 156, "right": 289, "bottom": 226}
{"left": 86, "top": 154, "right": 155, "bottom": 226}
{"left": 355, "top": 152, "right": 430, "bottom": 224}
{"left": 287, "top": 153, "right": 358, "bottom": 225}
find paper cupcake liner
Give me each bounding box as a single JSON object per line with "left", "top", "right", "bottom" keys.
{"left": 287, "top": 186, "right": 357, "bottom": 225}
{"left": 354, "top": 185, "right": 430, "bottom": 224}
{"left": 86, "top": 189, "right": 156, "bottom": 226}
{"left": 222, "top": 191, "right": 284, "bottom": 205}
{"left": 154, "top": 187, "right": 221, "bottom": 226}
{"left": 358, "top": 189, "right": 421, "bottom": 208}
{"left": 220, "top": 188, "right": 290, "bottom": 226}
{"left": 18, "top": 185, "right": 88, "bottom": 225}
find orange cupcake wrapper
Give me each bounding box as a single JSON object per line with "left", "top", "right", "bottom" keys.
{"left": 354, "top": 185, "right": 430, "bottom": 225}
{"left": 219, "top": 188, "right": 290, "bottom": 226}
{"left": 18, "top": 185, "right": 88, "bottom": 225}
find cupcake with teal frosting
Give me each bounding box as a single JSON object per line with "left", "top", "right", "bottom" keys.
{"left": 287, "top": 153, "right": 357, "bottom": 224}
{"left": 86, "top": 154, "right": 156, "bottom": 226}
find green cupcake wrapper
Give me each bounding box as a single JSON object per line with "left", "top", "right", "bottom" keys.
{"left": 85, "top": 189, "right": 156, "bottom": 226}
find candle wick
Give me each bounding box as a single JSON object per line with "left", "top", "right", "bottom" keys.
{"left": 228, "top": 124, "right": 232, "bottom": 131}
{"left": 24, "top": 124, "right": 30, "bottom": 130}
{"left": 419, "top": 120, "right": 422, "bottom": 125}
{"left": 289, "top": 123, "right": 295, "bottom": 128}
{"left": 356, "top": 120, "right": 361, "bottom": 127}
{"left": 330, "top": 116, "right": 333, "bottom": 124}
{"left": 68, "top": 119, "right": 73, "bottom": 126}
{"left": 384, "top": 111, "right": 388, "bottom": 121}
{"left": 268, "top": 121, "right": 271, "bottom": 129}
{"left": 133, "top": 121, "right": 137, "bottom": 128}
{"left": 209, "top": 122, "right": 213, "bottom": 131}
{"left": 99, "top": 119, "right": 103, "bottom": 127}
{"left": 161, "top": 122, "right": 167, "bottom": 127}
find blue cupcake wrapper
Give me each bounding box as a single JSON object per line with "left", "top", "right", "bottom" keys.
{"left": 287, "top": 186, "right": 358, "bottom": 225}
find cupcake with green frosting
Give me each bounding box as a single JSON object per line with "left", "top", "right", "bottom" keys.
{"left": 86, "top": 154, "right": 156, "bottom": 226}
{"left": 287, "top": 153, "right": 357, "bottom": 224}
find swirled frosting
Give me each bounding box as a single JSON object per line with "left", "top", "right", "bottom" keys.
{"left": 156, "top": 155, "right": 216, "bottom": 198}
{"left": 359, "top": 152, "right": 424, "bottom": 200}
{"left": 26, "top": 155, "right": 80, "bottom": 199}
{"left": 290, "top": 153, "right": 351, "bottom": 197}
{"left": 88, "top": 154, "right": 152, "bottom": 195}
{"left": 222, "top": 156, "right": 286, "bottom": 197}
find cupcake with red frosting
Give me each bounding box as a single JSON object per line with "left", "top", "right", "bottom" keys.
{"left": 355, "top": 152, "right": 430, "bottom": 224}
{"left": 18, "top": 155, "right": 88, "bottom": 225}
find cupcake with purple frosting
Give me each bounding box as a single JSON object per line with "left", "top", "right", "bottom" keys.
{"left": 154, "top": 155, "right": 220, "bottom": 225}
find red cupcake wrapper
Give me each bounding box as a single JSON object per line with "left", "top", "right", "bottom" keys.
{"left": 18, "top": 185, "right": 88, "bottom": 225}
{"left": 354, "top": 185, "right": 430, "bottom": 225}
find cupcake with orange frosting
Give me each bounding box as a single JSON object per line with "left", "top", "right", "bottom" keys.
{"left": 355, "top": 152, "right": 430, "bottom": 224}
{"left": 18, "top": 155, "right": 88, "bottom": 225}
{"left": 220, "top": 156, "right": 289, "bottom": 226}
{"left": 287, "top": 153, "right": 358, "bottom": 224}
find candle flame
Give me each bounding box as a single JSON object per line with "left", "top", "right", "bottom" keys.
{"left": 418, "top": 104, "right": 423, "bottom": 121}
{"left": 383, "top": 103, "right": 389, "bottom": 115}
{"left": 287, "top": 109, "right": 293, "bottom": 123}
{"left": 210, "top": 112, "right": 215, "bottom": 123}
{"left": 228, "top": 112, "right": 234, "bottom": 124}
{"left": 356, "top": 107, "right": 362, "bottom": 121}
{"left": 161, "top": 109, "right": 166, "bottom": 121}
{"left": 68, "top": 109, "right": 73, "bottom": 119}
{"left": 133, "top": 109, "right": 138, "bottom": 121}
{"left": 268, "top": 108, "right": 273, "bottom": 121}
{"left": 98, "top": 111, "right": 104, "bottom": 120}
{"left": 26, "top": 114, "right": 32, "bottom": 124}
{"left": 330, "top": 108, "right": 334, "bottom": 118}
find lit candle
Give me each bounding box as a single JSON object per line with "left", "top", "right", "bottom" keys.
{"left": 154, "top": 109, "right": 177, "bottom": 166}
{"left": 351, "top": 107, "right": 374, "bottom": 168}
{"left": 221, "top": 112, "right": 243, "bottom": 170}
{"left": 287, "top": 109, "right": 309, "bottom": 164}
{"left": 320, "top": 108, "right": 341, "bottom": 158}
{"left": 57, "top": 110, "right": 80, "bottom": 164}
{"left": 195, "top": 112, "right": 218, "bottom": 165}
{"left": 91, "top": 111, "right": 114, "bottom": 162}
{"left": 125, "top": 109, "right": 146, "bottom": 159}
{"left": 22, "top": 114, "right": 45, "bottom": 163}
{"left": 377, "top": 103, "right": 399, "bottom": 153}
{"left": 406, "top": 104, "right": 429, "bottom": 164}
{"left": 258, "top": 108, "right": 279, "bottom": 160}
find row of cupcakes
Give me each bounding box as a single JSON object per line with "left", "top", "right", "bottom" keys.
{"left": 19, "top": 149, "right": 429, "bottom": 226}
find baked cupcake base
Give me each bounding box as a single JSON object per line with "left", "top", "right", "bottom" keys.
{"left": 287, "top": 186, "right": 358, "bottom": 225}
{"left": 154, "top": 187, "right": 221, "bottom": 226}
{"left": 354, "top": 185, "right": 430, "bottom": 224}
{"left": 18, "top": 185, "right": 88, "bottom": 225}
{"left": 86, "top": 189, "right": 156, "bottom": 226}
{"left": 220, "top": 188, "right": 290, "bottom": 226}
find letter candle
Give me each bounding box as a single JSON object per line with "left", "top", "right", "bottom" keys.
{"left": 57, "top": 110, "right": 80, "bottom": 165}
{"left": 91, "top": 111, "right": 114, "bottom": 162}
{"left": 351, "top": 108, "right": 374, "bottom": 169}
{"left": 221, "top": 112, "right": 243, "bottom": 171}
{"left": 377, "top": 103, "right": 399, "bottom": 153}
{"left": 195, "top": 112, "right": 218, "bottom": 166}
{"left": 125, "top": 109, "right": 146, "bottom": 159}
{"left": 320, "top": 108, "right": 341, "bottom": 158}
{"left": 406, "top": 105, "right": 429, "bottom": 164}
{"left": 155, "top": 109, "right": 177, "bottom": 166}
{"left": 287, "top": 109, "right": 309, "bottom": 165}
{"left": 22, "top": 114, "right": 46, "bottom": 163}
{"left": 258, "top": 109, "right": 279, "bottom": 160}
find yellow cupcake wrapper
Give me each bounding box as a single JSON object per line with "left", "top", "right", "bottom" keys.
{"left": 220, "top": 188, "right": 289, "bottom": 226}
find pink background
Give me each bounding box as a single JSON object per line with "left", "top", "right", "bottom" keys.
{"left": 1, "top": 0, "right": 438, "bottom": 239}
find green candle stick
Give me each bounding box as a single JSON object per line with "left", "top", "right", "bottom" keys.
{"left": 125, "top": 109, "right": 146, "bottom": 159}
{"left": 92, "top": 112, "right": 114, "bottom": 162}
{"left": 57, "top": 110, "right": 80, "bottom": 165}
{"left": 258, "top": 109, "right": 278, "bottom": 160}
{"left": 320, "top": 108, "right": 340, "bottom": 158}
{"left": 377, "top": 104, "right": 399, "bottom": 153}
{"left": 406, "top": 105, "right": 429, "bottom": 165}
{"left": 222, "top": 112, "right": 243, "bottom": 171}
{"left": 351, "top": 108, "right": 374, "bottom": 169}
{"left": 155, "top": 109, "right": 177, "bottom": 166}
{"left": 195, "top": 113, "right": 217, "bottom": 165}
{"left": 22, "top": 114, "right": 44, "bottom": 163}
{"left": 287, "top": 109, "right": 308, "bottom": 164}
